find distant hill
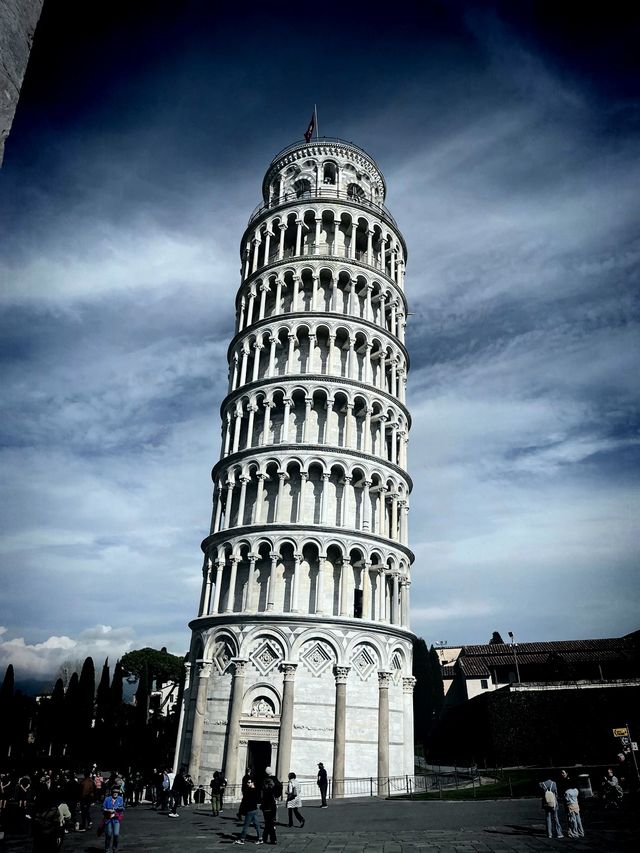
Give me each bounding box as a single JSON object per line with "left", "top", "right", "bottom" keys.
{"left": 15, "top": 678, "right": 54, "bottom": 697}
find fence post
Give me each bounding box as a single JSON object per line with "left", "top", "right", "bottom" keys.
{"left": 370, "top": 777, "right": 373, "bottom": 798}
{"left": 509, "top": 776, "right": 513, "bottom": 798}
{"left": 388, "top": 777, "right": 391, "bottom": 799}
{"left": 438, "top": 775, "right": 442, "bottom": 799}
{"left": 405, "top": 774, "right": 409, "bottom": 795}
{"left": 472, "top": 775, "right": 476, "bottom": 798}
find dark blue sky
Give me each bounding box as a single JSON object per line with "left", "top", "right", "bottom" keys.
{"left": 1, "top": 0, "right": 638, "bottom": 677}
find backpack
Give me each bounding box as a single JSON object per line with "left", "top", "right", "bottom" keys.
{"left": 32, "top": 805, "right": 61, "bottom": 839}
{"left": 162, "top": 773, "right": 170, "bottom": 791}
{"left": 544, "top": 785, "right": 557, "bottom": 809}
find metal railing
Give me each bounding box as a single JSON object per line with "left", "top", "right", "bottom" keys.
{"left": 211, "top": 771, "right": 481, "bottom": 803}
{"left": 248, "top": 186, "right": 398, "bottom": 228}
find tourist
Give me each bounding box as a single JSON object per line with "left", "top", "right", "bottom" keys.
{"left": 286, "top": 772, "right": 304, "bottom": 828}
{"left": 194, "top": 784, "right": 206, "bottom": 804}
{"left": 260, "top": 776, "right": 278, "bottom": 845}
{"left": 317, "top": 762, "right": 328, "bottom": 807}
{"left": 17, "top": 773, "right": 32, "bottom": 816}
{"left": 169, "top": 768, "right": 189, "bottom": 818}
{"left": 79, "top": 769, "right": 96, "bottom": 831}
{"left": 234, "top": 778, "right": 262, "bottom": 845}
{"left": 539, "top": 777, "right": 563, "bottom": 839}
{"left": 210, "top": 771, "right": 223, "bottom": 816}
{"left": 31, "top": 790, "right": 64, "bottom": 853}
{"left": 102, "top": 785, "right": 124, "bottom": 853}
{"left": 564, "top": 780, "right": 585, "bottom": 838}
{"left": 602, "top": 768, "right": 623, "bottom": 808}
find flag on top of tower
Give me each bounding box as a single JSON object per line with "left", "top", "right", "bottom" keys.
{"left": 304, "top": 109, "right": 315, "bottom": 142}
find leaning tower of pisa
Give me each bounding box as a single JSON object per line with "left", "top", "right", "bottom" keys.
{"left": 176, "top": 137, "right": 415, "bottom": 795}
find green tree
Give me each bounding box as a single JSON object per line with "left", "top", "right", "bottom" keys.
{"left": 63, "top": 671, "right": 79, "bottom": 756}
{"left": 120, "top": 647, "right": 184, "bottom": 688}
{"left": 489, "top": 631, "right": 505, "bottom": 645}
{"left": 412, "top": 639, "right": 446, "bottom": 758}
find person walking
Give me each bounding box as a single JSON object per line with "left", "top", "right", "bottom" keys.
{"left": 286, "top": 773, "right": 304, "bottom": 828}
{"left": 234, "top": 778, "right": 262, "bottom": 845}
{"left": 540, "top": 777, "right": 564, "bottom": 839}
{"left": 260, "top": 776, "right": 278, "bottom": 845}
{"left": 102, "top": 785, "right": 124, "bottom": 853}
{"left": 564, "top": 780, "right": 585, "bottom": 838}
{"left": 168, "top": 768, "right": 188, "bottom": 818}
{"left": 210, "top": 771, "right": 223, "bottom": 817}
{"left": 317, "top": 763, "right": 328, "bottom": 808}
{"left": 79, "top": 770, "right": 96, "bottom": 831}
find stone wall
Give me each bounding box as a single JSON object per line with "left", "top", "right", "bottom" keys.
{"left": 0, "top": 0, "right": 44, "bottom": 164}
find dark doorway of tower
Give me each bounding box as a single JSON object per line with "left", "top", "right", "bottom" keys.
{"left": 247, "top": 740, "right": 272, "bottom": 789}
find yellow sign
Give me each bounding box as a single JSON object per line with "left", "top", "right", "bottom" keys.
{"left": 613, "top": 727, "right": 629, "bottom": 737}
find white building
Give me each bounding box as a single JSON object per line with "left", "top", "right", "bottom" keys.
{"left": 175, "top": 137, "right": 415, "bottom": 794}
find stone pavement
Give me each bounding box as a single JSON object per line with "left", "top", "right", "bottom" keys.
{"left": 2, "top": 797, "right": 637, "bottom": 853}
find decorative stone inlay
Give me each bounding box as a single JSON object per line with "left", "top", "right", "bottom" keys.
{"left": 211, "top": 639, "right": 233, "bottom": 674}
{"left": 249, "top": 640, "right": 282, "bottom": 675}
{"left": 250, "top": 697, "right": 275, "bottom": 718}
{"left": 390, "top": 651, "right": 403, "bottom": 683}
{"left": 351, "top": 646, "right": 376, "bottom": 680}
{"left": 301, "top": 640, "right": 334, "bottom": 677}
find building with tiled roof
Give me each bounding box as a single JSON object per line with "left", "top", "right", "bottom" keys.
{"left": 442, "top": 632, "right": 639, "bottom": 705}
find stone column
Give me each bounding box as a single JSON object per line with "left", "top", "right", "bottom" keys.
{"left": 402, "top": 676, "right": 416, "bottom": 777}
{"left": 278, "top": 223, "right": 286, "bottom": 260}
{"left": 282, "top": 398, "right": 291, "bottom": 443}
{"left": 332, "top": 666, "right": 350, "bottom": 798}
{"left": 320, "top": 473, "right": 330, "bottom": 524}
{"left": 267, "top": 553, "right": 277, "bottom": 611}
{"left": 377, "top": 671, "right": 392, "bottom": 790}
{"left": 225, "top": 557, "right": 238, "bottom": 612}
{"left": 315, "top": 555, "right": 326, "bottom": 614}
{"left": 298, "top": 472, "right": 309, "bottom": 523}
{"left": 246, "top": 287, "right": 256, "bottom": 326}
{"left": 254, "top": 473, "right": 266, "bottom": 523}
{"left": 199, "top": 561, "right": 213, "bottom": 616}
{"left": 251, "top": 343, "right": 263, "bottom": 382}
{"left": 245, "top": 555, "right": 257, "bottom": 612}
{"left": 246, "top": 404, "right": 257, "bottom": 449}
{"left": 223, "top": 481, "right": 235, "bottom": 529}
{"left": 345, "top": 403, "right": 354, "bottom": 447}
{"left": 291, "top": 553, "right": 301, "bottom": 612}
{"left": 276, "top": 663, "right": 297, "bottom": 781}
{"left": 276, "top": 472, "right": 287, "bottom": 522}
{"left": 224, "top": 659, "right": 248, "bottom": 788}
{"left": 392, "top": 572, "right": 400, "bottom": 624}
{"left": 268, "top": 337, "right": 277, "bottom": 377}
{"left": 287, "top": 333, "right": 296, "bottom": 373}
{"left": 259, "top": 282, "right": 268, "bottom": 320}
{"left": 237, "top": 476, "right": 249, "bottom": 527}
{"left": 362, "top": 561, "right": 372, "bottom": 620}
{"left": 188, "top": 660, "right": 212, "bottom": 778}
{"left": 262, "top": 401, "right": 273, "bottom": 446}
{"left": 302, "top": 397, "right": 312, "bottom": 442}
{"left": 339, "top": 559, "right": 351, "bottom": 616}
{"left": 251, "top": 237, "right": 261, "bottom": 272}
{"left": 275, "top": 275, "right": 283, "bottom": 312}
{"left": 263, "top": 231, "right": 272, "bottom": 267}
{"left": 231, "top": 410, "right": 242, "bottom": 453}
{"left": 362, "top": 479, "right": 372, "bottom": 530}
{"left": 211, "top": 560, "right": 224, "bottom": 613}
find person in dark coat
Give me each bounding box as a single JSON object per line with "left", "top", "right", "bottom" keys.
{"left": 234, "top": 778, "right": 261, "bottom": 844}
{"left": 168, "top": 770, "right": 188, "bottom": 818}
{"left": 260, "top": 777, "right": 277, "bottom": 845}
{"left": 317, "top": 763, "right": 328, "bottom": 807}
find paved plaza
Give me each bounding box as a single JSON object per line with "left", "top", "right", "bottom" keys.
{"left": 3, "top": 797, "right": 637, "bottom": 853}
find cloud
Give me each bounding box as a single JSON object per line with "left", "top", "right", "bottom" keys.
{"left": 0, "top": 625, "right": 137, "bottom": 680}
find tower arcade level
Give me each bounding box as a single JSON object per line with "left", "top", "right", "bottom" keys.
{"left": 176, "top": 138, "right": 416, "bottom": 794}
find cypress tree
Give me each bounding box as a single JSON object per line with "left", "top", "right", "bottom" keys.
{"left": 111, "top": 660, "right": 124, "bottom": 706}
{"left": 78, "top": 656, "right": 96, "bottom": 730}
{"left": 63, "top": 671, "right": 79, "bottom": 757}
{"left": 95, "top": 658, "right": 110, "bottom": 726}
{"left": 0, "top": 665, "right": 15, "bottom": 758}
{"left": 50, "top": 678, "right": 65, "bottom": 757}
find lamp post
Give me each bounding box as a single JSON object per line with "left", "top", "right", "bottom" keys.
{"left": 508, "top": 631, "right": 521, "bottom": 684}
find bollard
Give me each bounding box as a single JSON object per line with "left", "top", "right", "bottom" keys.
{"left": 509, "top": 776, "right": 513, "bottom": 798}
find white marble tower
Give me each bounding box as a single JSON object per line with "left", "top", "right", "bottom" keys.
{"left": 175, "top": 137, "right": 415, "bottom": 795}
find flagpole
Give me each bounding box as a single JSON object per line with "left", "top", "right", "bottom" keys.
{"left": 314, "top": 104, "right": 319, "bottom": 139}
